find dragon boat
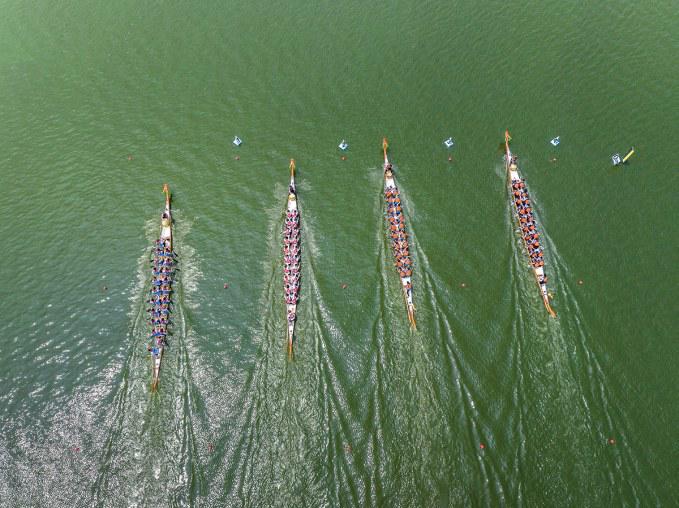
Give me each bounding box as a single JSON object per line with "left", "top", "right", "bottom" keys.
{"left": 283, "top": 160, "right": 301, "bottom": 354}
{"left": 382, "top": 139, "right": 416, "bottom": 327}
{"left": 504, "top": 131, "right": 556, "bottom": 317}
{"left": 148, "top": 184, "right": 176, "bottom": 390}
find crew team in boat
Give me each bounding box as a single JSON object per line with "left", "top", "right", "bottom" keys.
{"left": 147, "top": 235, "right": 175, "bottom": 358}
{"left": 283, "top": 160, "right": 301, "bottom": 352}
{"left": 509, "top": 160, "right": 545, "bottom": 269}
{"left": 384, "top": 166, "right": 413, "bottom": 279}
{"left": 283, "top": 207, "right": 301, "bottom": 311}
{"left": 504, "top": 131, "right": 556, "bottom": 317}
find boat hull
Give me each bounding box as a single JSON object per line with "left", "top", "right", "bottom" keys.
{"left": 283, "top": 162, "right": 301, "bottom": 353}
{"left": 383, "top": 143, "right": 416, "bottom": 328}
{"left": 150, "top": 187, "right": 174, "bottom": 390}
{"left": 505, "top": 137, "right": 556, "bottom": 317}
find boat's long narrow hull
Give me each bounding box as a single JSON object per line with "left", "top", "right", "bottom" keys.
{"left": 283, "top": 161, "right": 300, "bottom": 354}
{"left": 150, "top": 186, "right": 174, "bottom": 390}
{"left": 505, "top": 133, "right": 556, "bottom": 317}
{"left": 383, "top": 140, "right": 416, "bottom": 328}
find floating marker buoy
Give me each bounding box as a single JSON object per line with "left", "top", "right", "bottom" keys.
{"left": 479, "top": 443, "right": 485, "bottom": 450}
{"left": 223, "top": 283, "right": 229, "bottom": 289}
{"left": 208, "top": 443, "right": 214, "bottom": 453}
{"left": 233, "top": 136, "right": 243, "bottom": 147}
{"left": 577, "top": 279, "right": 584, "bottom": 285}
{"left": 550, "top": 157, "right": 558, "bottom": 163}
{"left": 341, "top": 156, "right": 346, "bottom": 161}
{"left": 341, "top": 283, "right": 348, "bottom": 289}
{"left": 127, "top": 155, "right": 133, "bottom": 161}
{"left": 102, "top": 286, "right": 108, "bottom": 291}
{"left": 608, "top": 438, "right": 616, "bottom": 445}
{"left": 235, "top": 155, "right": 240, "bottom": 161}
{"left": 622, "top": 147, "right": 635, "bottom": 164}
{"left": 448, "top": 155, "right": 453, "bottom": 162}
{"left": 460, "top": 282, "right": 467, "bottom": 288}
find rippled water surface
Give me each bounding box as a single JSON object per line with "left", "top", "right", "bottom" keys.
{"left": 0, "top": 1, "right": 677, "bottom": 506}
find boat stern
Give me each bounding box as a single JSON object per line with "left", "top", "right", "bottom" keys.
{"left": 401, "top": 277, "right": 416, "bottom": 328}
{"left": 286, "top": 304, "right": 297, "bottom": 353}
{"left": 540, "top": 287, "right": 556, "bottom": 317}
{"left": 407, "top": 304, "right": 416, "bottom": 328}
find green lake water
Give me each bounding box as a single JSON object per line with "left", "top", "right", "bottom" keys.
{"left": 0, "top": 1, "right": 677, "bottom": 506}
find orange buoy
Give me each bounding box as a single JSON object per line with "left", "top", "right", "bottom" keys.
{"left": 341, "top": 156, "right": 347, "bottom": 161}
{"left": 460, "top": 282, "right": 467, "bottom": 288}
{"left": 608, "top": 438, "right": 616, "bottom": 445}
{"left": 341, "top": 283, "right": 347, "bottom": 289}
{"left": 577, "top": 279, "right": 584, "bottom": 285}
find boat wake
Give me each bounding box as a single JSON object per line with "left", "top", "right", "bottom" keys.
{"left": 90, "top": 213, "right": 205, "bottom": 507}
{"left": 376, "top": 187, "right": 511, "bottom": 505}
{"left": 503, "top": 196, "right": 660, "bottom": 504}
{"left": 202, "top": 190, "right": 362, "bottom": 506}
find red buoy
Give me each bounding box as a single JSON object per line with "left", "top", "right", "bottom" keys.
{"left": 479, "top": 443, "right": 485, "bottom": 450}
{"left": 223, "top": 283, "right": 229, "bottom": 289}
